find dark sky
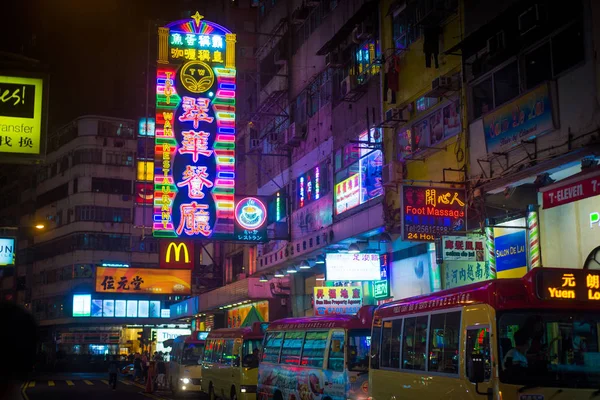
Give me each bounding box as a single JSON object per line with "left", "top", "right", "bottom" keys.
{"left": 1, "top": 0, "right": 224, "bottom": 131}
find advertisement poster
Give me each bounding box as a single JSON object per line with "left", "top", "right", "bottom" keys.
{"left": 402, "top": 186, "right": 466, "bottom": 242}
{"left": 153, "top": 328, "right": 191, "bottom": 353}
{"left": 390, "top": 253, "right": 433, "bottom": 300}
{"left": 441, "top": 235, "right": 485, "bottom": 261}
{"left": 494, "top": 218, "right": 528, "bottom": 279}
{"left": 483, "top": 83, "right": 554, "bottom": 154}
{"left": 412, "top": 118, "right": 429, "bottom": 152}
{"left": 227, "top": 300, "right": 269, "bottom": 328}
{"left": 325, "top": 253, "right": 380, "bottom": 281}
{"left": 360, "top": 149, "right": 384, "bottom": 204}
{"left": 0, "top": 237, "right": 15, "bottom": 266}
{"left": 95, "top": 267, "right": 191, "bottom": 295}
{"left": 443, "top": 100, "right": 461, "bottom": 139}
{"left": 429, "top": 108, "right": 443, "bottom": 146}
{"left": 313, "top": 286, "right": 363, "bottom": 316}
{"left": 293, "top": 195, "right": 333, "bottom": 237}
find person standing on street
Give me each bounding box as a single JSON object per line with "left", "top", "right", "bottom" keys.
{"left": 133, "top": 353, "right": 142, "bottom": 382}
{"left": 141, "top": 352, "right": 149, "bottom": 383}
{"left": 108, "top": 355, "right": 119, "bottom": 390}
{"left": 156, "top": 356, "right": 166, "bottom": 389}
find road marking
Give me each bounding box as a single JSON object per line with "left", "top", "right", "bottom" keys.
{"left": 48, "top": 381, "right": 55, "bottom": 387}
{"left": 21, "top": 383, "right": 30, "bottom": 400}
{"left": 66, "top": 380, "right": 74, "bottom": 386}
{"left": 83, "top": 380, "right": 94, "bottom": 385}
{"left": 139, "top": 392, "right": 168, "bottom": 400}
{"left": 28, "top": 381, "right": 35, "bottom": 388}
{"left": 119, "top": 379, "right": 132, "bottom": 385}
{"left": 101, "top": 379, "right": 109, "bottom": 385}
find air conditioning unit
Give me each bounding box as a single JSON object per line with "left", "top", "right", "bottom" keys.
{"left": 325, "top": 51, "right": 343, "bottom": 68}
{"left": 286, "top": 122, "right": 305, "bottom": 147}
{"left": 385, "top": 107, "right": 409, "bottom": 123}
{"left": 519, "top": 4, "right": 540, "bottom": 36}
{"left": 250, "top": 138, "right": 261, "bottom": 149}
{"left": 266, "top": 132, "right": 279, "bottom": 144}
{"left": 427, "top": 75, "right": 460, "bottom": 97}
{"left": 382, "top": 161, "right": 404, "bottom": 186}
{"left": 340, "top": 75, "right": 358, "bottom": 98}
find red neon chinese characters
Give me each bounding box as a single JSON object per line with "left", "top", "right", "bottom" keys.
{"left": 178, "top": 130, "right": 213, "bottom": 162}
{"left": 178, "top": 97, "right": 214, "bottom": 129}
{"left": 177, "top": 165, "right": 214, "bottom": 199}
{"left": 176, "top": 201, "right": 212, "bottom": 237}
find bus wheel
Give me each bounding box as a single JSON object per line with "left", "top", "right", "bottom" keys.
{"left": 231, "top": 386, "right": 237, "bottom": 400}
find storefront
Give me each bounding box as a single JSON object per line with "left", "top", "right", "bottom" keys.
{"left": 539, "top": 167, "right": 600, "bottom": 269}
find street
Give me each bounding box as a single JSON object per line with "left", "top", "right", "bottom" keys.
{"left": 22, "top": 373, "right": 189, "bottom": 400}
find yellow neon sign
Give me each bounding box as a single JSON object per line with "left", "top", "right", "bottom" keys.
{"left": 165, "top": 242, "right": 190, "bottom": 263}
{"left": 545, "top": 272, "right": 600, "bottom": 301}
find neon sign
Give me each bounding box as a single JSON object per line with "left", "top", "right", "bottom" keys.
{"left": 536, "top": 269, "right": 600, "bottom": 301}
{"left": 234, "top": 196, "right": 269, "bottom": 242}
{"left": 153, "top": 12, "right": 237, "bottom": 239}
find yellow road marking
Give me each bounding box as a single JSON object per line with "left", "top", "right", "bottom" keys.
{"left": 101, "top": 380, "right": 109, "bottom": 385}
{"left": 28, "top": 381, "right": 35, "bottom": 388}
{"left": 48, "top": 381, "right": 55, "bottom": 387}
{"left": 120, "top": 379, "right": 132, "bottom": 385}
{"left": 83, "top": 380, "right": 94, "bottom": 385}
{"left": 66, "top": 380, "right": 74, "bottom": 386}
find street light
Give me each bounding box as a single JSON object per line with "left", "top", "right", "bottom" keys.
{"left": 35, "top": 224, "right": 45, "bottom": 230}
{"left": 299, "top": 260, "right": 311, "bottom": 269}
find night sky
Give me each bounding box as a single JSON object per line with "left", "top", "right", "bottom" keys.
{"left": 1, "top": 0, "right": 213, "bottom": 131}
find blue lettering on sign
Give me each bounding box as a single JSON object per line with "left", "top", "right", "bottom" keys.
{"left": 495, "top": 230, "right": 527, "bottom": 272}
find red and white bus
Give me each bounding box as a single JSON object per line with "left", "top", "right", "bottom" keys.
{"left": 369, "top": 267, "right": 600, "bottom": 400}
{"left": 258, "top": 306, "right": 374, "bottom": 400}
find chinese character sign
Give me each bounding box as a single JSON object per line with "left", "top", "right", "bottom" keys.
{"left": 325, "top": 253, "right": 381, "bottom": 281}
{"left": 95, "top": 267, "right": 191, "bottom": 295}
{"left": 234, "top": 196, "right": 269, "bottom": 242}
{"left": 402, "top": 186, "right": 466, "bottom": 242}
{"left": 441, "top": 235, "right": 485, "bottom": 261}
{"left": 536, "top": 269, "right": 600, "bottom": 302}
{"left": 154, "top": 12, "right": 237, "bottom": 240}
{"left": 313, "top": 286, "right": 363, "bottom": 316}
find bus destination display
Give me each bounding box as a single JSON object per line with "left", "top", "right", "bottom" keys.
{"left": 536, "top": 269, "right": 600, "bottom": 301}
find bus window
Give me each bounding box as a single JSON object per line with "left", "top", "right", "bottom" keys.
{"left": 300, "top": 331, "right": 328, "bottom": 367}
{"left": 380, "top": 320, "right": 402, "bottom": 368}
{"left": 381, "top": 321, "right": 393, "bottom": 367}
{"left": 242, "top": 338, "right": 262, "bottom": 367}
{"left": 222, "top": 339, "right": 236, "bottom": 365}
{"left": 212, "top": 339, "right": 224, "bottom": 363}
{"left": 281, "top": 331, "right": 305, "bottom": 365}
{"left": 428, "top": 312, "right": 460, "bottom": 374}
{"left": 371, "top": 321, "right": 382, "bottom": 369}
{"left": 328, "top": 331, "right": 345, "bottom": 372}
{"left": 262, "top": 331, "right": 283, "bottom": 363}
{"left": 182, "top": 343, "right": 204, "bottom": 365}
{"left": 348, "top": 329, "right": 370, "bottom": 372}
{"left": 402, "top": 315, "right": 428, "bottom": 371}
{"left": 466, "top": 327, "right": 491, "bottom": 382}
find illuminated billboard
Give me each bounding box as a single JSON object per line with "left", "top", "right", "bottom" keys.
{"left": 0, "top": 237, "right": 15, "bottom": 266}
{"left": 159, "top": 240, "right": 194, "bottom": 269}
{"left": 72, "top": 295, "right": 169, "bottom": 318}
{"left": 0, "top": 74, "right": 47, "bottom": 163}
{"left": 138, "top": 117, "right": 155, "bottom": 137}
{"left": 154, "top": 12, "right": 237, "bottom": 240}
{"left": 95, "top": 266, "right": 191, "bottom": 295}
{"left": 325, "top": 253, "right": 381, "bottom": 281}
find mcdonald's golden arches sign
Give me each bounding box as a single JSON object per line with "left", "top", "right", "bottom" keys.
{"left": 160, "top": 240, "right": 194, "bottom": 269}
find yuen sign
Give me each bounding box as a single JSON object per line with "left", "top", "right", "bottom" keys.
{"left": 536, "top": 269, "right": 600, "bottom": 301}
{"left": 159, "top": 240, "right": 194, "bottom": 269}
{"left": 0, "top": 74, "right": 47, "bottom": 163}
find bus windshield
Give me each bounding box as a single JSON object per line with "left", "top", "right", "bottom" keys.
{"left": 498, "top": 311, "right": 600, "bottom": 389}
{"left": 182, "top": 343, "right": 204, "bottom": 365}
{"left": 348, "top": 329, "right": 370, "bottom": 372}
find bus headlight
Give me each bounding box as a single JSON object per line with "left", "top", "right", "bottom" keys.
{"left": 181, "top": 378, "right": 190, "bottom": 384}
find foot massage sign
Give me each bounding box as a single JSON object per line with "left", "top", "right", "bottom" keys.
{"left": 153, "top": 12, "right": 268, "bottom": 242}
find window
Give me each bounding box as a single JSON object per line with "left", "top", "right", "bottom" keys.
{"left": 327, "top": 330, "right": 345, "bottom": 372}
{"left": 466, "top": 327, "right": 491, "bottom": 382}
{"left": 91, "top": 178, "right": 132, "bottom": 195}
{"left": 552, "top": 22, "right": 584, "bottom": 76}
{"left": 106, "top": 151, "right": 134, "bottom": 166}
{"left": 380, "top": 320, "right": 393, "bottom": 367}
{"left": 524, "top": 43, "right": 552, "bottom": 90}
{"left": 401, "top": 316, "right": 428, "bottom": 371}
{"left": 37, "top": 183, "right": 69, "bottom": 208}
{"left": 300, "top": 331, "right": 328, "bottom": 367}
{"left": 222, "top": 339, "right": 236, "bottom": 365}
{"left": 371, "top": 322, "right": 382, "bottom": 369}
{"left": 211, "top": 339, "right": 224, "bottom": 363}
{"left": 98, "top": 120, "right": 134, "bottom": 138}
{"left": 472, "top": 77, "right": 494, "bottom": 119}
{"left": 494, "top": 61, "right": 520, "bottom": 107}
{"left": 75, "top": 206, "right": 131, "bottom": 223}
{"left": 348, "top": 329, "right": 370, "bottom": 372}
{"left": 428, "top": 312, "right": 461, "bottom": 374}
{"left": 243, "top": 339, "right": 262, "bottom": 359}
{"left": 262, "top": 331, "right": 283, "bottom": 363}
{"left": 204, "top": 340, "right": 214, "bottom": 362}
{"left": 391, "top": 2, "right": 421, "bottom": 50}
{"left": 281, "top": 331, "right": 304, "bottom": 365}
{"left": 72, "top": 149, "right": 102, "bottom": 165}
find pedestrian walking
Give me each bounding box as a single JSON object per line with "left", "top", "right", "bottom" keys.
{"left": 156, "top": 356, "right": 166, "bottom": 389}
{"left": 141, "top": 352, "right": 149, "bottom": 383}
{"left": 133, "top": 353, "right": 142, "bottom": 382}
{"left": 108, "top": 355, "right": 119, "bottom": 390}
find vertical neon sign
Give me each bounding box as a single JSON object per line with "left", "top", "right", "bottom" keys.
{"left": 154, "top": 12, "right": 236, "bottom": 239}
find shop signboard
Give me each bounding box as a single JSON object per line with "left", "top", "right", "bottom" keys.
{"left": 95, "top": 267, "right": 191, "bottom": 295}
{"left": 153, "top": 12, "right": 239, "bottom": 241}
{"left": 325, "top": 253, "right": 381, "bottom": 281}
{"left": 313, "top": 286, "right": 363, "bottom": 316}
{"left": 494, "top": 218, "right": 528, "bottom": 279}
{"left": 138, "top": 117, "right": 155, "bottom": 137}
{"left": 373, "top": 280, "right": 389, "bottom": 299}
{"left": 234, "top": 195, "right": 269, "bottom": 242}
{"left": 73, "top": 294, "right": 166, "bottom": 318}
{"left": 335, "top": 173, "right": 360, "bottom": 215}
{"left": 541, "top": 172, "right": 600, "bottom": 209}
{"left": 402, "top": 186, "right": 466, "bottom": 242}
{"left": 483, "top": 83, "right": 554, "bottom": 154}
{"left": 441, "top": 235, "right": 485, "bottom": 261}
{"left": 0, "top": 73, "right": 47, "bottom": 163}
{"left": 444, "top": 261, "right": 491, "bottom": 290}
{"left": 137, "top": 160, "right": 154, "bottom": 182}
{"left": 135, "top": 182, "right": 154, "bottom": 205}
{"left": 296, "top": 163, "right": 325, "bottom": 209}
{"left": 160, "top": 240, "right": 194, "bottom": 269}
{"left": 0, "top": 237, "right": 15, "bottom": 266}
{"left": 373, "top": 253, "right": 391, "bottom": 299}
